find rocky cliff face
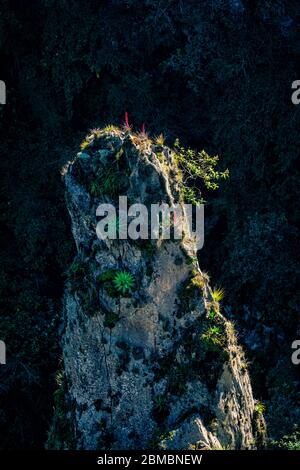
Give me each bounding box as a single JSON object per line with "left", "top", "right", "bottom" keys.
{"left": 48, "top": 127, "right": 263, "bottom": 450}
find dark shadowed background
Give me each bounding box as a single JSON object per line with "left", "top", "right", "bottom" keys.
{"left": 0, "top": 0, "right": 299, "bottom": 449}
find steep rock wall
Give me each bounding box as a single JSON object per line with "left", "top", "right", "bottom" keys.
{"left": 49, "top": 128, "right": 263, "bottom": 450}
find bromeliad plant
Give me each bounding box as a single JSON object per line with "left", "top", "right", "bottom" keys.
{"left": 113, "top": 270, "right": 135, "bottom": 295}
{"left": 211, "top": 287, "right": 225, "bottom": 303}
{"left": 124, "top": 112, "right": 131, "bottom": 130}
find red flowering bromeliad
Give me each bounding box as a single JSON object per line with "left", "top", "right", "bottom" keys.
{"left": 124, "top": 112, "right": 130, "bottom": 130}
{"left": 123, "top": 112, "right": 146, "bottom": 135}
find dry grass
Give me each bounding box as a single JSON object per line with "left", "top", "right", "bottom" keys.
{"left": 130, "top": 132, "right": 152, "bottom": 152}
{"left": 190, "top": 272, "right": 206, "bottom": 290}
{"left": 155, "top": 133, "right": 165, "bottom": 146}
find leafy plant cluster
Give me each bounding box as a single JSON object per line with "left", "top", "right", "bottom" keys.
{"left": 201, "top": 326, "right": 225, "bottom": 352}
{"left": 270, "top": 432, "right": 300, "bottom": 451}
{"left": 174, "top": 139, "right": 229, "bottom": 205}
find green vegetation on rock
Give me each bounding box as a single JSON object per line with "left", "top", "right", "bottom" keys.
{"left": 113, "top": 271, "right": 135, "bottom": 295}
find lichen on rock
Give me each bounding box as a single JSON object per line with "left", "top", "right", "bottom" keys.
{"left": 49, "top": 127, "right": 264, "bottom": 450}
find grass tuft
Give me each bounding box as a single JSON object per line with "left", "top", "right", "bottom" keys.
{"left": 211, "top": 287, "right": 225, "bottom": 303}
